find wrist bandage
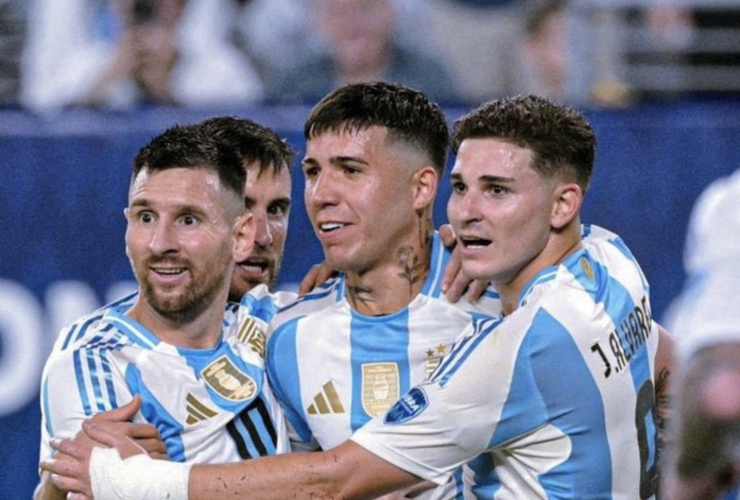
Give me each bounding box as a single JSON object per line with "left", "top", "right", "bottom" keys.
{"left": 90, "top": 447, "right": 191, "bottom": 500}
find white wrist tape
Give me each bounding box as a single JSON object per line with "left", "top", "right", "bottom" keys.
{"left": 90, "top": 447, "right": 192, "bottom": 500}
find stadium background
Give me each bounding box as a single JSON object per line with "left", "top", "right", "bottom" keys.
{"left": 1, "top": 99, "right": 739, "bottom": 499}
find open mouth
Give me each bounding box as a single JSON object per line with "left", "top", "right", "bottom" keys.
{"left": 460, "top": 236, "right": 492, "bottom": 249}
{"left": 319, "top": 222, "right": 346, "bottom": 233}
{"left": 237, "top": 258, "right": 269, "bottom": 275}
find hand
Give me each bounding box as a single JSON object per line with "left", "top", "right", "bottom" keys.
{"left": 89, "top": 397, "right": 167, "bottom": 459}
{"left": 299, "top": 262, "right": 337, "bottom": 295}
{"left": 438, "top": 224, "right": 489, "bottom": 303}
{"left": 42, "top": 417, "right": 148, "bottom": 499}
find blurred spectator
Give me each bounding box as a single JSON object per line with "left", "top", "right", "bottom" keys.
{"left": 264, "top": 0, "right": 460, "bottom": 105}
{"left": 519, "top": 0, "right": 633, "bottom": 107}
{"left": 21, "top": 0, "right": 263, "bottom": 111}
{"left": 424, "top": 0, "right": 523, "bottom": 104}
{"left": 661, "top": 168, "right": 740, "bottom": 500}
{"left": 0, "top": 0, "right": 25, "bottom": 106}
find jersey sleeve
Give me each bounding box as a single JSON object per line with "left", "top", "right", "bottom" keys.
{"left": 39, "top": 345, "right": 132, "bottom": 464}
{"left": 351, "top": 315, "right": 535, "bottom": 484}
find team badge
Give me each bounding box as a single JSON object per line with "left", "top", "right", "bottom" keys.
{"left": 201, "top": 355, "right": 257, "bottom": 402}
{"left": 384, "top": 387, "right": 429, "bottom": 424}
{"left": 425, "top": 343, "right": 448, "bottom": 375}
{"left": 236, "top": 317, "right": 266, "bottom": 358}
{"left": 581, "top": 256, "right": 595, "bottom": 281}
{"left": 361, "top": 363, "right": 400, "bottom": 417}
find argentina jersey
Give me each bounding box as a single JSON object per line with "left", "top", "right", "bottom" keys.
{"left": 39, "top": 295, "right": 288, "bottom": 467}
{"left": 263, "top": 232, "right": 501, "bottom": 500}
{"left": 353, "top": 225, "right": 659, "bottom": 500}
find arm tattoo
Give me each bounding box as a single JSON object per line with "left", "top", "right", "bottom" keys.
{"left": 654, "top": 366, "right": 674, "bottom": 458}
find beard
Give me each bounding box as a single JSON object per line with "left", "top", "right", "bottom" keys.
{"left": 137, "top": 254, "right": 231, "bottom": 325}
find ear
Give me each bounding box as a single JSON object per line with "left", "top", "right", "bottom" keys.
{"left": 551, "top": 182, "right": 582, "bottom": 230}
{"left": 232, "top": 212, "right": 255, "bottom": 263}
{"left": 411, "top": 166, "right": 438, "bottom": 211}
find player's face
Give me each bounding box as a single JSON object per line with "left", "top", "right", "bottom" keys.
{"left": 447, "top": 138, "right": 557, "bottom": 289}
{"left": 302, "top": 127, "right": 420, "bottom": 274}
{"left": 125, "top": 167, "right": 239, "bottom": 322}
{"left": 230, "top": 162, "right": 291, "bottom": 300}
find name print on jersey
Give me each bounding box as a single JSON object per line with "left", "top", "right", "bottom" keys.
{"left": 590, "top": 296, "right": 653, "bottom": 378}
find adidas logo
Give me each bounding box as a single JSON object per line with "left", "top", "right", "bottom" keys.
{"left": 185, "top": 393, "right": 218, "bottom": 425}
{"left": 307, "top": 381, "right": 345, "bottom": 415}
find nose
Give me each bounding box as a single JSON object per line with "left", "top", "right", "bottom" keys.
{"left": 253, "top": 211, "right": 273, "bottom": 248}
{"left": 448, "top": 190, "right": 482, "bottom": 228}
{"left": 148, "top": 220, "right": 179, "bottom": 255}
{"left": 306, "top": 170, "right": 338, "bottom": 209}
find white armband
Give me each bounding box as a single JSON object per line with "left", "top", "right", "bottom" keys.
{"left": 90, "top": 447, "right": 192, "bottom": 500}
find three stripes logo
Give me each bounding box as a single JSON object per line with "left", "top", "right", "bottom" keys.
{"left": 307, "top": 381, "right": 345, "bottom": 415}
{"left": 186, "top": 393, "right": 218, "bottom": 425}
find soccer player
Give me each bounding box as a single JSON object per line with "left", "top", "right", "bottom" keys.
{"left": 199, "top": 116, "right": 293, "bottom": 300}
{"left": 240, "top": 81, "right": 500, "bottom": 499}
{"left": 34, "top": 123, "right": 290, "bottom": 500}
{"left": 44, "top": 95, "right": 662, "bottom": 500}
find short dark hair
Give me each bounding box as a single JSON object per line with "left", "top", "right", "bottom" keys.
{"left": 452, "top": 94, "right": 595, "bottom": 194}
{"left": 199, "top": 116, "right": 294, "bottom": 178}
{"left": 132, "top": 124, "right": 245, "bottom": 198}
{"left": 304, "top": 81, "right": 449, "bottom": 176}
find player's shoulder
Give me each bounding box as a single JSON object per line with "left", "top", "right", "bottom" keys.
{"left": 50, "top": 292, "right": 138, "bottom": 354}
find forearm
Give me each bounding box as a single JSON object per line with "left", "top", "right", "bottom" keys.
{"left": 189, "top": 442, "right": 418, "bottom": 500}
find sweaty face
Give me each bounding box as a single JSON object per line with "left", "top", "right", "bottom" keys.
{"left": 230, "top": 162, "right": 291, "bottom": 300}
{"left": 125, "top": 167, "right": 238, "bottom": 324}
{"left": 447, "top": 138, "right": 556, "bottom": 289}
{"left": 302, "top": 127, "right": 419, "bottom": 274}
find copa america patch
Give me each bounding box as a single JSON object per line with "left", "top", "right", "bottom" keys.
{"left": 383, "top": 387, "right": 428, "bottom": 425}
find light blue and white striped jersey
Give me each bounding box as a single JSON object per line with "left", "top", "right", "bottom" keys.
{"left": 242, "top": 233, "right": 501, "bottom": 500}
{"left": 353, "top": 225, "right": 660, "bottom": 500}
{"left": 39, "top": 294, "right": 289, "bottom": 467}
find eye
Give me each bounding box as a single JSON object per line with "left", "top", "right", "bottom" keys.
{"left": 181, "top": 214, "right": 199, "bottom": 226}
{"left": 138, "top": 211, "right": 155, "bottom": 223}
{"left": 489, "top": 184, "right": 507, "bottom": 195}
{"left": 451, "top": 181, "right": 466, "bottom": 194}
{"left": 268, "top": 202, "right": 289, "bottom": 217}
{"left": 302, "top": 164, "right": 319, "bottom": 178}
{"left": 342, "top": 165, "right": 360, "bottom": 176}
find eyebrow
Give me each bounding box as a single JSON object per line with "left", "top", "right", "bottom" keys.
{"left": 129, "top": 199, "right": 209, "bottom": 215}
{"left": 450, "top": 173, "right": 515, "bottom": 184}
{"left": 302, "top": 155, "right": 370, "bottom": 167}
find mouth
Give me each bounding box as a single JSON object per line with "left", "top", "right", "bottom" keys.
{"left": 318, "top": 221, "right": 347, "bottom": 234}
{"left": 459, "top": 236, "right": 492, "bottom": 249}
{"left": 235, "top": 257, "right": 271, "bottom": 280}
{"left": 148, "top": 264, "right": 189, "bottom": 286}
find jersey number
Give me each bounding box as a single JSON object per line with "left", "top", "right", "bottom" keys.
{"left": 635, "top": 380, "right": 658, "bottom": 499}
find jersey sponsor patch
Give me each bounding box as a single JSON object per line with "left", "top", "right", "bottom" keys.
{"left": 362, "top": 363, "right": 400, "bottom": 417}
{"left": 384, "top": 387, "right": 428, "bottom": 424}
{"left": 201, "top": 355, "right": 257, "bottom": 402}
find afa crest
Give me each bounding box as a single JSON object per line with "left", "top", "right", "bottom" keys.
{"left": 361, "top": 363, "right": 400, "bottom": 417}
{"left": 201, "top": 355, "right": 257, "bottom": 402}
